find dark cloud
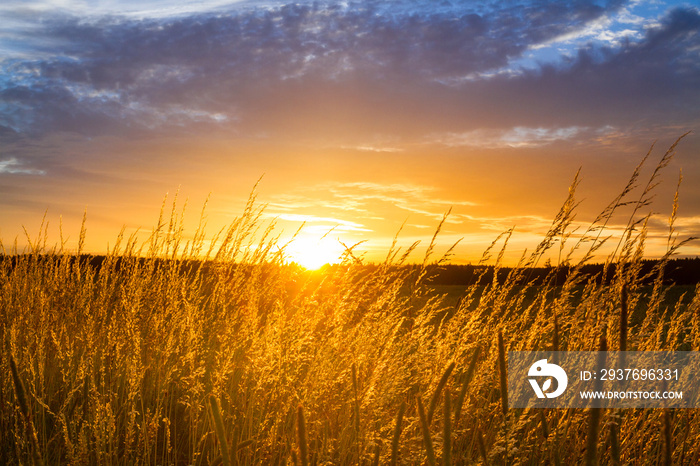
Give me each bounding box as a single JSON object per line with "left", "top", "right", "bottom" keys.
{"left": 470, "top": 6, "right": 700, "bottom": 129}
{"left": 0, "top": 0, "right": 628, "bottom": 138}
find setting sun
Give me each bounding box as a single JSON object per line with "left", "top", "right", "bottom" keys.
{"left": 285, "top": 234, "right": 346, "bottom": 269}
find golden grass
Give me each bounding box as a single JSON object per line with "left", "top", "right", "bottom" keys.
{"left": 1, "top": 135, "right": 699, "bottom": 464}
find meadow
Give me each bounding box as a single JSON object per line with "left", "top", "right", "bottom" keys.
{"left": 1, "top": 136, "right": 699, "bottom": 465}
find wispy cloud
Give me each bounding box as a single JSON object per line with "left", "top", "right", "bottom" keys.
{"left": 0, "top": 0, "right": 248, "bottom": 20}
{"left": 430, "top": 126, "right": 587, "bottom": 148}
{"left": 268, "top": 213, "right": 371, "bottom": 232}
{"left": 340, "top": 145, "right": 404, "bottom": 153}
{"left": 267, "top": 182, "right": 480, "bottom": 229}
{"left": 0, "top": 157, "right": 46, "bottom": 175}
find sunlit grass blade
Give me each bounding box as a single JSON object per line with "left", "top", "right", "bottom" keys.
{"left": 443, "top": 389, "right": 451, "bottom": 466}
{"left": 210, "top": 395, "right": 232, "bottom": 466}
{"left": 297, "top": 405, "right": 309, "bottom": 466}
{"left": 9, "top": 354, "right": 44, "bottom": 466}
{"left": 428, "top": 361, "right": 455, "bottom": 425}
{"left": 390, "top": 401, "right": 406, "bottom": 466}
{"left": 417, "top": 397, "right": 436, "bottom": 466}
{"left": 454, "top": 345, "right": 480, "bottom": 424}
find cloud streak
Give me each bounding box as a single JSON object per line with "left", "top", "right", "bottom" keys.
{"left": 0, "top": 157, "right": 46, "bottom": 175}
{"left": 430, "top": 126, "right": 593, "bottom": 148}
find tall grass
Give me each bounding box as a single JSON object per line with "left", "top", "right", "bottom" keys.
{"left": 0, "top": 136, "right": 698, "bottom": 464}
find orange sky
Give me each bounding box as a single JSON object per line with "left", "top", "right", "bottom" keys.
{"left": 3, "top": 131, "right": 698, "bottom": 266}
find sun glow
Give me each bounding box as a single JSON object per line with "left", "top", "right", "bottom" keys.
{"left": 286, "top": 235, "right": 345, "bottom": 270}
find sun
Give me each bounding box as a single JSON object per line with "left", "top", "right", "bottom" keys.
{"left": 286, "top": 235, "right": 345, "bottom": 270}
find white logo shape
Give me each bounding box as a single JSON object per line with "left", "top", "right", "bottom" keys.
{"left": 528, "top": 359, "right": 568, "bottom": 398}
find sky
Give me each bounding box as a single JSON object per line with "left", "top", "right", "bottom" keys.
{"left": 1, "top": 0, "right": 700, "bottom": 266}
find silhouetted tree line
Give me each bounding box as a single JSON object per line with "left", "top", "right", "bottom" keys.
{"left": 424, "top": 257, "right": 700, "bottom": 287}
{"left": 2, "top": 255, "right": 700, "bottom": 286}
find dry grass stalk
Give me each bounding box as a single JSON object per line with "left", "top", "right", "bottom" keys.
{"left": 539, "top": 410, "right": 549, "bottom": 439}
{"left": 663, "top": 410, "right": 673, "bottom": 465}
{"left": 620, "top": 283, "right": 628, "bottom": 353}
{"left": 476, "top": 427, "right": 489, "bottom": 466}
{"left": 497, "top": 330, "right": 508, "bottom": 417}
{"left": 443, "top": 389, "right": 452, "bottom": 466}
{"left": 663, "top": 378, "right": 673, "bottom": 466}
{"left": 585, "top": 330, "right": 608, "bottom": 466}
{"left": 296, "top": 405, "right": 309, "bottom": 466}
{"left": 428, "top": 361, "right": 455, "bottom": 425}
{"left": 610, "top": 418, "right": 621, "bottom": 466}
{"left": 351, "top": 362, "right": 361, "bottom": 459}
{"left": 454, "top": 345, "right": 480, "bottom": 424}
{"left": 417, "top": 397, "right": 436, "bottom": 466}
{"left": 372, "top": 442, "right": 380, "bottom": 466}
{"left": 609, "top": 283, "right": 629, "bottom": 466}
{"left": 9, "top": 354, "right": 44, "bottom": 466}
{"left": 210, "top": 395, "right": 233, "bottom": 466}
{"left": 390, "top": 401, "right": 406, "bottom": 466}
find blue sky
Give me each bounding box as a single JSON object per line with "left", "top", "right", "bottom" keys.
{"left": 1, "top": 0, "right": 699, "bottom": 262}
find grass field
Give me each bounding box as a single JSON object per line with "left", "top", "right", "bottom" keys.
{"left": 1, "top": 138, "right": 699, "bottom": 465}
